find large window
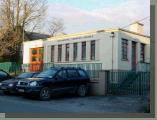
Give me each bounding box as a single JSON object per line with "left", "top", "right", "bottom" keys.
{"left": 73, "top": 43, "right": 77, "bottom": 61}
{"left": 90, "top": 40, "right": 95, "bottom": 60}
{"left": 141, "top": 43, "right": 145, "bottom": 62}
{"left": 65, "top": 44, "right": 69, "bottom": 61}
{"left": 51, "top": 46, "right": 54, "bottom": 62}
{"left": 82, "top": 42, "right": 86, "bottom": 60}
{"left": 121, "top": 39, "right": 128, "bottom": 60}
{"left": 58, "top": 45, "right": 62, "bottom": 62}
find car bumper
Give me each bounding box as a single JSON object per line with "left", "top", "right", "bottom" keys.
{"left": 16, "top": 86, "right": 42, "bottom": 95}
{"left": 0, "top": 86, "right": 17, "bottom": 93}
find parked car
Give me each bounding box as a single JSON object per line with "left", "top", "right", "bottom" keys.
{"left": 16, "top": 67, "right": 90, "bottom": 100}
{"left": 0, "top": 72, "right": 39, "bottom": 94}
{"left": 0, "top": 69, "right": 13, "bottom": 82}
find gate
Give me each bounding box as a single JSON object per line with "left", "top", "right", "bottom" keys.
{"left": 106, "top": 70, "right": 150, "bottom": 95}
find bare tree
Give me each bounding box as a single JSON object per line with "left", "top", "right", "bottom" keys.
{"left": 0, "top": 0, "right": 47, "bottom": 61}
{"left": 48, "top": 17, "right": 64, "bottom": 37}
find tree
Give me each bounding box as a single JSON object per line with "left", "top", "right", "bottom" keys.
{"left": 48, "top": 17, "right": 65, "bottom": 37}
{"left": 0, "top": 0, "right": 47, "bottom": 62}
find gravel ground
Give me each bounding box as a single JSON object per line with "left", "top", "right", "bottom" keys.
{"left": 0, "top": 90, "right": 149, "bottom": 113}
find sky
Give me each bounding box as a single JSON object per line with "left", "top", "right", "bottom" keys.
{"left": 46, "top": 0, "right": 150, "bottom": 35}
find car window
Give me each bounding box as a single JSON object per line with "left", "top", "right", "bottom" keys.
{"left": 17, "top": 73, "right": 34, "bottom": 79}
{"left": 36, "top": 69, "right": 57, "bottom": 78}
{"left": 78, "top": 70, "right": 87, "bottom": 77}
{"left": 67, "top": 69, "right": 78, "bottom": 78}
{"left": 32, "top": 73, "right": 39, "bottom": 78}
{"left": 56, "top": 70, "right": 67, "bottom": 79}
{"left": 0, "top": 71, "right": 8, "bottom": 77}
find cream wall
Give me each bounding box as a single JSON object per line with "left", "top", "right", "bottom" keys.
{"left": 23, "top": 40, "right": 43, "bottom": 64}
{"left": 23, "top": 29, "right": 150, "bottom": 71}
{"left": 118, "top": 30, "right": 150, "bottom": 70}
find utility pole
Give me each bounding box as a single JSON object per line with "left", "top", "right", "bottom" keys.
{"left": 111, "top": 32, "right": 115, "bottom": 71}
{"left": 111, "top": 32, "right": 115, "bottom": 83}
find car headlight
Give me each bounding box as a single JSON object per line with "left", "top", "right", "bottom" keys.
{"left": 0, "top": 83, "right": 2, "bottom": 86}
{"left": 8, "top": 83, "right": 14, "bottom": 87}
{"left": 29, "top": 81, "right": 38, "bottom": 87}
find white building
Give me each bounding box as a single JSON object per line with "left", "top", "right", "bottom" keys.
{"left": 23, "top": 22, "right": 150, "bottom": 71}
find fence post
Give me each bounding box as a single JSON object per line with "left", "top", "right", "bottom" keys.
{"left": 97, "top": 70, "right": 107, "bottom": 95}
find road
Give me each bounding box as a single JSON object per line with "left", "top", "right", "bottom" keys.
{"left": 0, "top": 91, "right": 148, "bottom": 113}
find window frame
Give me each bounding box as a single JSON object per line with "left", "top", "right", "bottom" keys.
{"left": 140, "top": 43, "right": 145, "bottom": 63}
{"left": 73, "top": 43, "right": 78, "bottom": 61}
{"left": 90, "top": 40, "right": 96, "bottom": 60}
{"left": 65, "top": 44, "right": 69, "bottom": 61}
{"left": 121, "top": 39, "right": 128, "bottom": 61}
{"left": 81, "top": 42, "right": 86, "bottom": 60}
{"left": 58, "top": 45, "right": 62, "bottom": 62}
{"left": 51, "top": 45, "right": 55, "bottom": 62}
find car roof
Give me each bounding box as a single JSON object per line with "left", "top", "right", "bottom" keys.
{"left": 49, "top": 67, "right": 85, "bottom": 70}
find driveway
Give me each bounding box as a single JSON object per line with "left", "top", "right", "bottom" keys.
{"left": 0, "top": 90, "right": 148, "bottom": 113}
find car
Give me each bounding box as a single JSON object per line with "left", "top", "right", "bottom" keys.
{"left": 0, "top": 69, "right": 13, "bottom": 82}
{"left": 0, "top": 72, "right": 39, "bottom": 94}
{"left": 16, "top": 67, "right": 90, "bottom": 100}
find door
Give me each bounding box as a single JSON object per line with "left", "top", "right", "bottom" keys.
{"left": 52, "top": 70, "right": 69, "bottom": 93}
{"left": 132, "top": 42, "right": 137, "bottom": 70}
{"left": 29, "top": 47, "right": 44, "bottom": 72}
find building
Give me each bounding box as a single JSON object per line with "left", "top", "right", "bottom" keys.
{"left": 23, "top": 22, "right": 150, "bottom": 72}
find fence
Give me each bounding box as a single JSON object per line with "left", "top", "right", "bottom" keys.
{"left": 106, "top": 70, "right": 150, "bottom": 95}
{"left": 22, "top": 63, "right": 103, "bottom": 79}
{"left": 0, "top": 62, "right": 21, "bottom": 76}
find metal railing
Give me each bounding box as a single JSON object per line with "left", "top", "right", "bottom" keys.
{"left": 106, "top": 70, "right": 150, "bottom": 95}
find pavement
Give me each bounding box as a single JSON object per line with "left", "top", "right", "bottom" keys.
{"left": 0, "top": 90, "right": 149, "bottom": 113}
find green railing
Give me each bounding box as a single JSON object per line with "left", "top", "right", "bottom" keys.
{"left": 106, "top": 70, "right": 150, "bottom": 95}
{"left": 0, "top": 62, "right": 21, "bottom": 76}
{"left": 22, "top": 63, "right": 102, "bottom": 79}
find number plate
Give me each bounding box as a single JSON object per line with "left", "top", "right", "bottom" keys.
{"left": 18, "top": 89, "right": 24, "bottom": 92}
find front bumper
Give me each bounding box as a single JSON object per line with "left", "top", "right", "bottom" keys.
{"left": 0, "top": 85, "right": 17, "bottom": 93}
{"left": 16, "top": 86, "right": 42, "bottom": 95}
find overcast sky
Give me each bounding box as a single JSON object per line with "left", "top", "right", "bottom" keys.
{"left": 46, "top": 0, "right": 150, "bottom": 35}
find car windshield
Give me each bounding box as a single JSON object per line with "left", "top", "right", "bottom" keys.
{"left": 17, "top": 73, "right": 33, "bottom": 79}
{"left": 35, "top": 69, "right": 57, "bottom": 78}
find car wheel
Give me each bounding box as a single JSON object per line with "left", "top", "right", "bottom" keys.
{"left": 39, "top": 87, "right": 51, "bottom": 101}
{"left": 77, "top": 85, "right": 87, "bottom": 97}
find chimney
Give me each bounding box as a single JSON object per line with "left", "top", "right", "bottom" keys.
{"left": 129, "top": 21, "right": 144, "bottom": 34}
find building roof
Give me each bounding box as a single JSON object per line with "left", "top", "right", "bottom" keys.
{"left": 25, "top": 32, "right": 51, "bottom": 41}
{"left": 23, "top": 27, "right": 150, "bottom": 43}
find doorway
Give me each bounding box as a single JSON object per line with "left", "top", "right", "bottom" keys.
{"left": 29, "top": 47, "right": 44, "bottom": 72}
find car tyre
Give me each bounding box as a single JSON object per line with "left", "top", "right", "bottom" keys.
{"left": 77, "top": 85, "right": 87, "bottom": 97}
{"left": 39, "top": 87, "right": 51, "bottom": 101}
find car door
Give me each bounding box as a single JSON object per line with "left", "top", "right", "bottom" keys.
{"left": 66, "top": 69, "right": 80, "bottom": 91}
{"left": 51, "top": 70, "right": 69, "bottom": 93}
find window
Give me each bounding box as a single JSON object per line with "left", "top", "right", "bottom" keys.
{"left": 32, "top": 49, "right": 37, "bottom": 55}
{"left": 58, "top": 45, "right": 62, "bottom": 62}
{"left": 65, "top": 44, "right": 69, "bottom": 61}
{"left": 73, "top": 43, "right": 77, "bottom": 61}
{"left": 121, "top": 39, "right": 128, "bottom": 60}
{"left": 51, "top": 46, "right": 54, "bottom": 62}
{"left": 141, "top": 43, "right": 145, "bottom": 62}
{"left": 78, "top": 70, "right": 87, "bottom": 77}
{"left": 67, "top": 70, "right": 78, "bottom": 78}
{"left": 57, "top": 70, "right": 67, "bottom": 79}
{"left": 90, "top": 40, "right": 95, "bottom": 60}
{"left": 82, "top": 42, "right": 86, "bottom": 60}
{"left": 36, "top": 69, "right": 57, "bottom": 78}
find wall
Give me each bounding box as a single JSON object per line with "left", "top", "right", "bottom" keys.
{"left": 23, "top": 40, "right": 43, "bottom": 64}
{"left": 118, "top": 30, "right": 150, "bottom": 70}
